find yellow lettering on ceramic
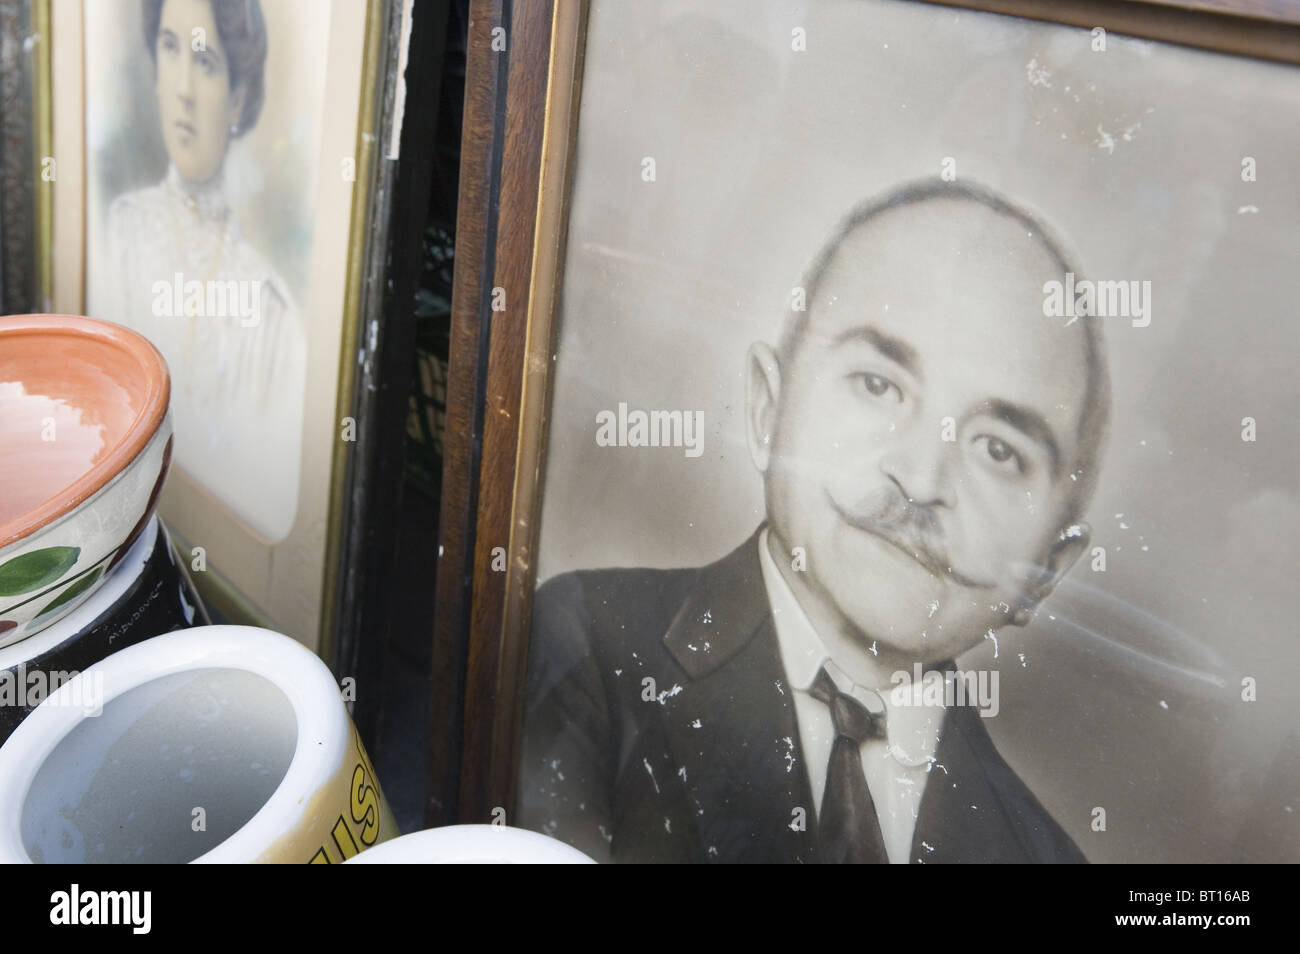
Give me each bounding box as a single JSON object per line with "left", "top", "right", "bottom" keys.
{"left": 332, "top": 816, "right": 360, "bottom": 860}
{"left": 350, "top": 765, "right": 381, "bottom": 846}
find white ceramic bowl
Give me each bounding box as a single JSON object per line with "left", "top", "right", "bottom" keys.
{"left": 0, "top": 625, "right": 397, "bottom": 863}
{"left": 0, "top": 315, "right": 172, "bottom": 646}
{"left": 344, "top": 825, "right": 596, "bottom": 864}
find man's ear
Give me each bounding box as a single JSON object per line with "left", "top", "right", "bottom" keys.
{"left": 746, "top": 342, "right": 782, "bottom": 474}
{"left": 1010, "top": 523, "right": 1090, "bottom": 626}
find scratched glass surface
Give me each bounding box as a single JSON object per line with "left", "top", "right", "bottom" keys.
{"left": 514, "top": 0, "right": 1300, "bottom": 863}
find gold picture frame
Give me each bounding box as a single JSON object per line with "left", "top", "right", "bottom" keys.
{"left": 35, "top": 0, "right": 399, "bottom": 656}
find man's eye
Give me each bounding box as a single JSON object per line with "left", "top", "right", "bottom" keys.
{"left": 850, "top": 372, "right": 902, "bottom": 403}
{"left": 976, "top": 435, "right": 1026, "bottom": 473}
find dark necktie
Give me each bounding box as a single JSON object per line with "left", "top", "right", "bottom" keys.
{"left": 810, "top": 666, "right": 889, "bottom": 864}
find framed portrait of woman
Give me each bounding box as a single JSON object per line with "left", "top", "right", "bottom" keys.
{"left": 42, "top": 0, "right": 396, "bottom": 652}
{"left": 433, "top": 0, "right": 1300, "bottom": 865}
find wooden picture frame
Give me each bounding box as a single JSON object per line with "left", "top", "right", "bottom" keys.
{"left": 434, "top": 0, "right": 1300, "bottom": 862}
{"left": 35, "top": 0, "right": 404, "bottom": 657}
{"left": 428, "top": 0, "right": 586, "bottom": 825}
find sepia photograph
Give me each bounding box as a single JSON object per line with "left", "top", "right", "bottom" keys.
{"left": 511, "top": 0, "right": 1300, "bottom": 863}
{"left": 39, "top": 0, "right": 383, "bottom": 649}
{"left": 83, "top": 0, "right": 329, "bottom": 542}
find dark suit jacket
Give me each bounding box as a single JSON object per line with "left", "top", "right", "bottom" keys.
{"left": 517, "top": 528, "right": 1086, "bottom": 863}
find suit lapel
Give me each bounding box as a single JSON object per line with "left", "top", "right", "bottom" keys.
{"left": 912, "top": 701, "right": 1030, "bottom": 863}
{"left": 656, "top": 530, "right": 819, "bottom": 863}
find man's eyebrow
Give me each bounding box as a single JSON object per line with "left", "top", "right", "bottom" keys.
{"left": 831, "top": 325, "right": 920, "bottom": 377}
{"left": 979, "top": 399, "right": 1062, "bottom": 476}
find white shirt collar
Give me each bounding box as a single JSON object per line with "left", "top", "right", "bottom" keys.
{"left": 757, "top": 528, "right": 946, "bottom": 768}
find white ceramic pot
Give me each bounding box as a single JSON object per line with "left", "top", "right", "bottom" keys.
{"left": 344, "top": 825, "right": 596, "bottom": 864}
{"left": 0, "top": 625, "right": 397, "bottom": 863}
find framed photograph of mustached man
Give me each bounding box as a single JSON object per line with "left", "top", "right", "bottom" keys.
{"left": 43, "top": 0, "right": 390, "bottom": 652}
{"left": 435, "top": 0, "right": 1300, "bottom": 864}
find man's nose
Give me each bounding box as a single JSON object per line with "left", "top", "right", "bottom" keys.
{"left": 878, "top": 425, "right": 957, "bottom": 509}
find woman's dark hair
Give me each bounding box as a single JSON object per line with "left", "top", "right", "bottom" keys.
{"left": 142, "top": 0, "right": 267, "bottom": 136}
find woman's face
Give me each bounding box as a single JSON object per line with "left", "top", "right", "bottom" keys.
{"left": 154, "top": 0, "right": 244, "bottom": 185}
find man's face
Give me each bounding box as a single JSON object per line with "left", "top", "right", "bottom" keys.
{"left": 155, "top": 0, "right": 243, "bottom": 186}
{"left": 755, "top": 200, "right": 1093, "bottom": 666}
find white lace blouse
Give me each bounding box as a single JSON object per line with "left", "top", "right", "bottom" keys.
{"left": 103, "top": 164, "right": 306, "bottom": 542}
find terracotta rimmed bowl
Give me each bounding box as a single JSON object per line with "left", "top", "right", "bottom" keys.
{"left": 0, "top": 315, "right": 172, "bottom": 648}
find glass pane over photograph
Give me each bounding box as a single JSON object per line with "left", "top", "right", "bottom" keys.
{"left": 514, "top": 0, "right": 1300, "bottom": 863}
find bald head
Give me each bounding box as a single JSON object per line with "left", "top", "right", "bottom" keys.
{"left": 778, "top": 179, "right": 1110, "bottom": 523}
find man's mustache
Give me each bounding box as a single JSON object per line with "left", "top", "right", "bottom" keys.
{"left": 828, "top": 487, "right": 995, "bottom": 589}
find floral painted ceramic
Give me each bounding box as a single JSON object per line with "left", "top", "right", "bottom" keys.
{"left": 0, "top": 315, "right": 171, "bottom": 647}
{"left": 0, "top": 515, "right": 211, "bottom": 745}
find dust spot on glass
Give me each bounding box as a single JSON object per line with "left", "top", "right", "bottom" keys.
{"left": 657, "top": 683, "right": 683, "bottom": 705}
{"left": 643, "top": 757, "right": 660, "bottom": 793}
